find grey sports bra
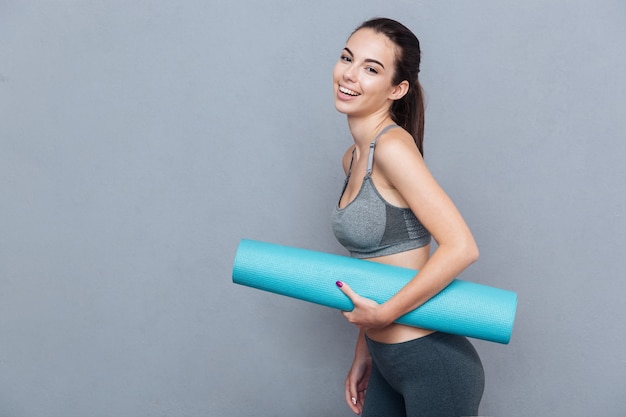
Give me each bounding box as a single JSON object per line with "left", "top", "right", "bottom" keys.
{"left": 331, "top": 125, "right": 431, "bottom": 259}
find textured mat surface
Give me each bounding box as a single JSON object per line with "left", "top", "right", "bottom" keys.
{"left": 232, "top": 239, "right": 516, "bottom": 344}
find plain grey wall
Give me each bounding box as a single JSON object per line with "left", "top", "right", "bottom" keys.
{"left": 1, "top": 1, "right": 625, "bottom": 416}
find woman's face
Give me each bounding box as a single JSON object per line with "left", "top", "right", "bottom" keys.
{"left": 333, "top": 28, "right": 403, "bottom": 118}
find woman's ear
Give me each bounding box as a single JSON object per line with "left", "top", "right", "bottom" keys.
{"left": 389, "top": 80, "right": 410, "bottom": 101}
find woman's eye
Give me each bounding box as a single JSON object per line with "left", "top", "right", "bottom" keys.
{"left": 341, "top": 55, "right": 352, "bottom": 62}
{"left": 366, "top": 67, "right": 378, "bottom": 74}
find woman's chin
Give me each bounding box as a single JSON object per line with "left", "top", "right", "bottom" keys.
{"left": 334, "top": 100, "right": 354, "bottom": 115}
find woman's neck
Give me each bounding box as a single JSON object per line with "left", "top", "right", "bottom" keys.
{"left": 347, "top": 114, "right": 396, "bottom": 147}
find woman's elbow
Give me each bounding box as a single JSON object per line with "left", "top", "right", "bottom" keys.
{"left": 459, "top": 238, "right": 479, "bottom": 266}
{"left": 438, "top": 232, "right": 479, "bottom": 266}
{"left": 467, "top": 244, "right": 479, "bottom": 264}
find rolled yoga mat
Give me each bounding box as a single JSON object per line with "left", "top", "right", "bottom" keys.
{"left": 232, "top": 239, "right": 517, "bottom": 344}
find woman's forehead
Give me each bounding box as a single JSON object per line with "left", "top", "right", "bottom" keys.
{"left": 345, "top": 29, "right": 396, "bottom": 65}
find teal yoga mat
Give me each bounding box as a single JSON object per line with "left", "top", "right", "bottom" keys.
{"left": 232, "top": 239, "right": 517, "bottom": 344}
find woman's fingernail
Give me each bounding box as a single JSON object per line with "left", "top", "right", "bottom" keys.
{"left": 336, "top": 281, "right": 343, "bottom": 288}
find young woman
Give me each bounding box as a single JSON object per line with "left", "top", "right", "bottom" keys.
{"left": 331, "top": 18, "right": 485, "bottom": 416}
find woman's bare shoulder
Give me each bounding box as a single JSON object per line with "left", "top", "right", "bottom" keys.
{"left": 374, "top": 128, "right": 425, "bottom": 170}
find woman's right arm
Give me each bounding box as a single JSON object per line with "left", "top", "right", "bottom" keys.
{"left": 345, "top": 329, "right": 372, "bottom": 414}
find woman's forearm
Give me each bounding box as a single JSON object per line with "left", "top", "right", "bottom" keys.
{"left": 379, "top": 241, "right": 479, "bottom": 325}
{"left": 353, "top": 329, "right": 372, "bottom": 362}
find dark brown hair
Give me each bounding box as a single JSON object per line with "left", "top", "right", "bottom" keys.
{"left": 353, "top": 18, "right": 425, "bottom": 155}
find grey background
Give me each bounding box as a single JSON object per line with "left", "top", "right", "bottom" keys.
{"left": 1, "top": 1, "right": 625, "bottom": 416}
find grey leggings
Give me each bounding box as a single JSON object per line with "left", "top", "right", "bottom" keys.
{"left": 362, "top": 332, "right": 484, "bottom": 417}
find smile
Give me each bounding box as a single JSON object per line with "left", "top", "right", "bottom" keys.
{"left": 339, "top": 85, "right": 360, "bottom": 96}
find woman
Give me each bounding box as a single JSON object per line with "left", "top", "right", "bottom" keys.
{"left": 331, "top": 18, "right": 485, "bottom": 416}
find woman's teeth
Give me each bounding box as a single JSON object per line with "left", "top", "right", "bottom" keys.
{"left": 339, "top": 86, "right": 360, "bottom": 96}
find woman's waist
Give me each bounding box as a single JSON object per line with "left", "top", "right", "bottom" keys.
{"left": 366, "top": 322, "right": 435, "bottom": 344}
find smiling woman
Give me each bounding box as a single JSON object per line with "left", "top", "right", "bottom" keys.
{"left": 333, "top": 20, "right": 425, "bottom": 156}
{"left": 330, "top": 18, "right": 485, "bottom": 417}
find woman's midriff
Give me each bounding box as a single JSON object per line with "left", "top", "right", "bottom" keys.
{"left": 363, "top": 245, "right": 434, "bottom": 344}
{"left": 366, "top": 323, "right": 435, "bottom": 344}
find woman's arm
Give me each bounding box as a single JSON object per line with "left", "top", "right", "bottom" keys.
{"left": 340, "top": 130, "right": 479, "bottom": 328}
{"left": 344, "top": 329, "right": 371, "bottom": 414}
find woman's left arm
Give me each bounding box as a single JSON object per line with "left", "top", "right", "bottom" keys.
{"left": 340, "top": 133, "right": 479, "bottom": 329}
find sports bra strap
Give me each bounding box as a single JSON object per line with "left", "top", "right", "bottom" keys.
{"left": 366, "top": 125, "right": 399, "bottom": 175}
{"left": 346, "top": 148, "right": 356, "bottom": 180}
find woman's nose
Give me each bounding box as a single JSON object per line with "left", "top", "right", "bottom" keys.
{"left": 342, "top": 65, "right": 356, "bottom": 82}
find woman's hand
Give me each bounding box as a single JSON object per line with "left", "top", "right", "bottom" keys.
{"left": 345, "top": 355, "right": 372, "bottom": 415}
{"left": 337, "top": 281, "right": 391, "bottom": 330}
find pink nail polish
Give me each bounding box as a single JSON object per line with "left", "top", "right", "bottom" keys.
{"left": 336, "top": 281, "right": 343, "bottom": 288}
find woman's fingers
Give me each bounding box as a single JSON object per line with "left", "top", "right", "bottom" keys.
{"left": 345, "top": 378, "right": 362, "bottom": 414}
{"left": 336, "top": 280, "right": 359, "bottom": 302}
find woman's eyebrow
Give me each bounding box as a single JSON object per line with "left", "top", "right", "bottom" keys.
{"left": 343, "top": 47, "right": 385, "bottom": 69}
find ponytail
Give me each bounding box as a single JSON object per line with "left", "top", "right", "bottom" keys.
{"left": 391, "top": 81, "right": 425, "bottom": 156}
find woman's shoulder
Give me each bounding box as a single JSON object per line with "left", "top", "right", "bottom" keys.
{"left": 372, "top": 126, "right": 433, "bottom": 188}
{"left": 375, "top": 127, "right": 423, "bottom": 165}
